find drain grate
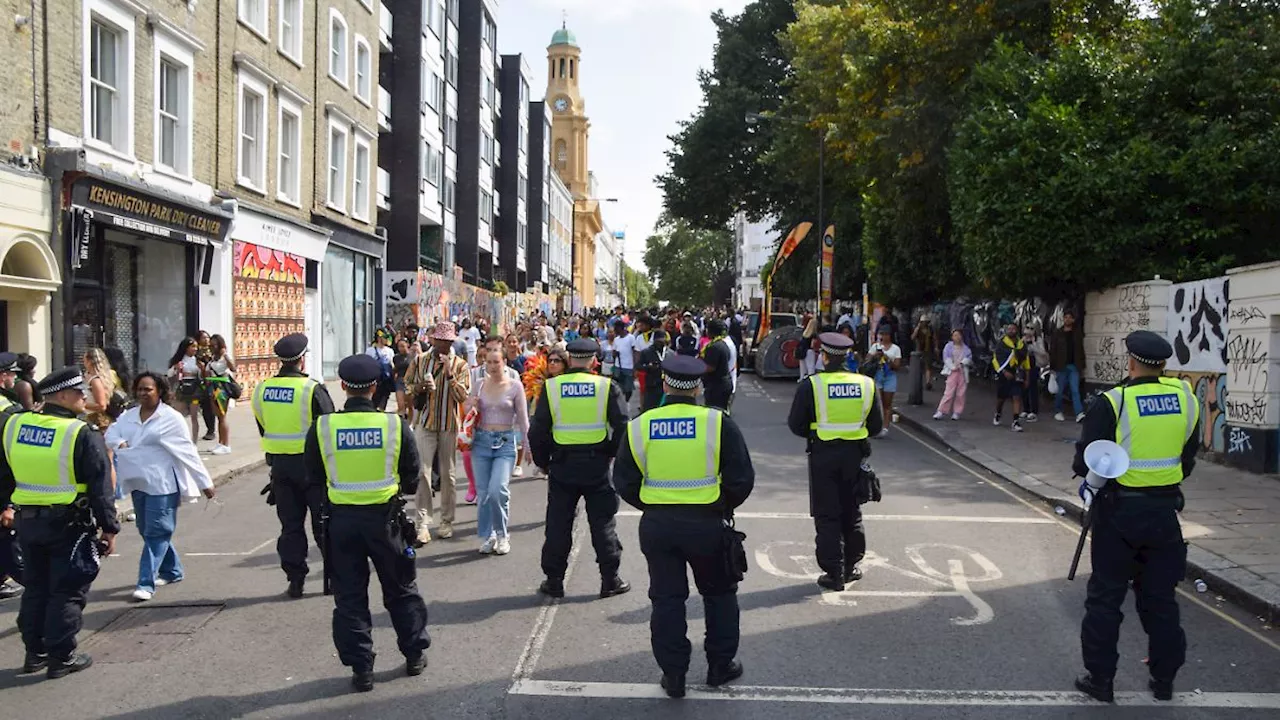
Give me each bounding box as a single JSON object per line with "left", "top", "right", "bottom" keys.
{"left": 80, "top": 603, "right": 224, "bottom": 663}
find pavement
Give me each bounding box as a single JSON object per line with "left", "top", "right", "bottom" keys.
{"left": 889, "top": 374, "right": 1280, "bottom": 623}
{"left": 0, "top": 378, "right": 1277, "bottom": 718}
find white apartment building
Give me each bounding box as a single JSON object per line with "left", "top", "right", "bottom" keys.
{"left": 735, "top": 211, "right": 778, "bottom": 309}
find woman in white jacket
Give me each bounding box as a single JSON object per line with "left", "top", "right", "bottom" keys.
{"left": 106, "top": 372, "right": 216, "bottom": 602}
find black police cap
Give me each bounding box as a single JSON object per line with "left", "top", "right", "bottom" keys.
{"left": 274, "top": 333, "right": 309, "bottom": 362}
{"left": 818, "top": 332, "right": 855, "bottom": 355}
{"left": 0, "top": 352, "right": 17, "bottom": 372}
{"left": 1124, "top": 330, "right": 1173, "bottom": 366}
{"left": 567, "top": 338, "right": 600, "bottom": 359}
{"left": 37, "top": 366, "right": 86, "bottom": 395}
{"left": 338, "top": 354, "right": 381, "bottom": 389}
{"left": 662, "top": 355, "right": 707, "bottom": 391}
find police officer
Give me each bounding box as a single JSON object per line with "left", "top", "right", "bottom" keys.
{"left": 613, "top": 355, "right": 755, "bottom": 698}
{"left": 304, "top": 354, "right": 428, "bottom": 692}
{"left": 0, "top": 367, "right": 118, "bottom": 678}
{"left": 528, "top": 337, "right": 631, "bottom": 599}
{"left": 252, "top": 333, "right": 336, "bottom": 598}
{"left": 0, "top": 353, "right": 25, "bottom": 600}
{"left": 1073, "top": 330, "right": 1199, "bottom": 703}
{"left": 0, "top": 351, "right": 19, "bottom": 413}
{"left": 787, "top": 332, "right": 883, "bottom": 591}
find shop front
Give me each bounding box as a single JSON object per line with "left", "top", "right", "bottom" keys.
{"left": 0, "top": 166, "right": 60, "bottom": 375}
{"left": 63, "top": 174, "right": 232, "bottom": 373}
{"left": 313, "top": 218, "right": 385, "bottom": 379}
{"left": 228, "top": 204, "right": 330, "bottom": 390}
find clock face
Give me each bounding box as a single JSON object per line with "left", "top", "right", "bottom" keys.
{"left": 554, "top": 97, "right": 569, "bottom": 113}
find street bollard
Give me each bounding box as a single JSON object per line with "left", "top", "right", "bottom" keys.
{"left": 907, "top": 350, "right": 925, "bottom": 406}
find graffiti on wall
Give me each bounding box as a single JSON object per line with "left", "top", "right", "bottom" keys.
{"left": 1225, "top": 333, "right": 1269, "bottom": 425}
{"left": 1169, "top": 371, "right": 1229, "bottom": 454}
{"left": 1167, "top": 278, "right": 1229, "bottom": 373}
{"left": 232, "top": 241, "right": 306, "bottom": 393}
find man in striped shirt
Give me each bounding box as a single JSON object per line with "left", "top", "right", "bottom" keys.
{"left": 406, "top": 321, "right": 471, "bottom": 543}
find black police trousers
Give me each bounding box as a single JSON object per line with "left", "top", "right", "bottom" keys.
{"left": 1, "top": 524, "right": 23, "bottom": 584}
{"left": 639, "top": 512, "right": 739, "bottom": 677}
{"left": 15, "top": 510, "right": 92, "bottom": 659}
{"left": 329, "top": 505, "right": 430, "bottom": 673}
{"left": 271, "top": 462, "right": 325, "bottom": 582}
{"left": 809, "top": 443, "right": 866, "bottom": 579}
{"left": 542, "top": 459, "right": 622, "bottom": 581}
{"left": 704, "top": 383, "right": 733, "bottom": 413}
{"left": 1082, "top": 492, "right": 1186, "bottom": 682}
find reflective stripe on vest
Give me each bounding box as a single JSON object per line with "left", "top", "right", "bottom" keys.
{"left": 318, "top": 412, "right": 402, "bottom": 505}
{"left": 547, "top": 374, "right": 611, "bottom": 445}
{"left": 809, "top": 372, "right": 874, "bottom": 440}
{"left": 252, "top": 377, "right": 317, "bottom": 455}
{"left": 3, "top": 413, "right": 87, "bottom": 505}
{"left": 629, "top": 404, "right": 722, "bottom": 505}
{"left": 1104, "top": 378, "right": 1198, "bottom": 487}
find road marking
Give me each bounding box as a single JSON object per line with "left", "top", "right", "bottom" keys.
{"left": 894, "top": 423, "right": 1280, "bottom": 654}
{"left": 510, "top": 519, "right": 587, "bottom": 684}
{"left": 616, "top": 510, "right": 1054, "bottom": 524}
{"left": 184, "top": 538, "right": 275, "bottom": 557}
{"left": 509, "top": 679, "right": 1280, "bottom": 708}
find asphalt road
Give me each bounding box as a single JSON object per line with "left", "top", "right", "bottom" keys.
{"left": 1, "top": 377, "right": 1277, "bottom": 719}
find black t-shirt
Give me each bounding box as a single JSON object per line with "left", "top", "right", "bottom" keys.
{"left": 673, "top": 334, "right": 699, "bottom": 357}
{"left": 1064, "top": 329, "right": 1077, "bottom": 365}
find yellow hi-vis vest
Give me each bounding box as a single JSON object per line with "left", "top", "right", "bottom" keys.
{"left": 252, "top": 376, "right": 318, "bottom": 455}
{"left": 316, "top": 412, "right": 403, "bottom": 505}
{"left": 629, "top": 403, "right": 723, "bottom": 505}
{"left": 1103, "top": 377, "right": 1198, "bottom": 488}
{"left": 0, "top": 394, "right": 13, "bottom": 413}
{"left": 809, "top": 371, "right": 876, "bottom": 441}
{"left": 3, "top": 413, "right": 86, "bottom": 506}
{"left": 546, "top": 374, "right": 612, "bottom": 445}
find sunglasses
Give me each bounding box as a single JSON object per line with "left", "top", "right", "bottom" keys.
{"left": 548, "top": 358, "right": 565, "bottom": 364}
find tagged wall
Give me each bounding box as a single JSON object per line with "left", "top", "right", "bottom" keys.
{"left": 1084, "top": 280, "right": 1170, "bottom": 385}
{"left": 1167, "top": 278, "right": 1230, "bottom": 373}
{"left": 1221, "top": 262, "right": 1280, "bottom": 473}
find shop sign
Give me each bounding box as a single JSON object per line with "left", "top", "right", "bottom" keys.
{"left": 71, "top": 178, "right": 230, "bottom": 245}
{"left": 231, "top": 208, "right": 329, "bottom": 261}
{"left": 69, "top": 207, "right": 95, "bottom": 270}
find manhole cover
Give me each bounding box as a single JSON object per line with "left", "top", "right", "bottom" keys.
{"left": 80, "top": 603, "right": 224, "bottom": 663}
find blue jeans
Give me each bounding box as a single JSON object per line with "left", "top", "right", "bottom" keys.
{"left": 471, "top": 430, "right": 516, "bottom": 539}
{"left": 1054, "top": 363, "right": 1084, "bottom": 415}
{"left": 132, "top": 490, "right": 184, "bottom": 592}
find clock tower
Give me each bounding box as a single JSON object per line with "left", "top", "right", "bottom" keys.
{"left": 547, "top": 23, "right": 589, "bottom": 195}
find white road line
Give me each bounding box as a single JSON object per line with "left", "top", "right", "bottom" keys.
{"left": 616, "top": 510, "right": 1054, "bottom": 524}
{"left": 184, "top": 538, "right": 275, "bottom": 557}
{"left": 508, "top": 679, "right": 1280, "bottom": 708}
{"left": 509, "top": 520, "right": 586, "bottom": 683}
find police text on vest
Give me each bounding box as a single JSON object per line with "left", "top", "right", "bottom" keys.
{"left": 1136, "top": 394, "right": 1181, "bottom": 417}
{"left": 561, "top": 382, "right": 597, "bottom": 398}
{"left": 16, "top": 426, "right": 56, "bottom": 447}
{"left": 828, "top": 383, "right": 863, "bottom": 399}
{"left": 262, "top": 387, "right": 296, "bottom": 403}
{"left": 336, "top": 429, "right": 384, "bottom": 450}
{"left": 649, "top": 418, "right": 697, "bottom": 440}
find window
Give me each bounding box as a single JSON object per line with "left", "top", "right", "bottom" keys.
{"left": 518, "top": 173, "right": 527, "bottom": 201}
{"left": 480, "top": 190, "right": 492, "bottom": 220}
{"left": 237, "top": 72, "right": 268, "bottom": 190}
{"left": 424, "top": 71, "right": 442, "bottom": 112}
{"left": 239, "top": 0, "right": 267, "bottom": 37}
{"left": 87, "top": 11, "right": 132, "bottom": 154}
{"left": 277, "top": 101, "right": 302, "bottom": 205}
{"left": 518, "top": 222, "right": 526, "bottom": 248}
{"left": 353, "top": 136, "right": 371, "bottom": 220}
{"left": 423, "top": 144, "right": 442, "bottom": 187}
{"left": 445, "top": 51, "right": 458, "bottom": 87}
{"left": 446, "top": 0, "right": 458, "bottom": 24}
{"left": 444, "top": 177, "right": 456, "bottom": 212}
{"left": 433, "top": 2, "right": 445, "bottom": 36}
{"left": 329, "top": 9, "right": 348, "bottom": 87}
{"left": 354, "top": 36, "right": 371, "bottom": 103}
{"left": 327, "top": 121, "right": 349, "bottom": 211}
{"left": 570, "top": 59, "right": 575, "bottom": 80}
{"left": 559, "top": 58, "right": 565, "bottom": 78}
{"left": 445, "top": 114, "right": 457, "bottom": 150}
{"left": 481, "top": 131, "right": 492, "bottom": 166}
{"left": 485, "top": 77, "right": 494, "bottom": 108}
{"left": 481, "top": 13, "right": 495, "bottom": 48}
{"left": 555, "top": 139, "right": 567, "bottom": 170}
{"left": 156, "top": 56, "right": 189, "bottom": 174}
{"left": 278, "top": 0, "right": 302, "bottom": 63}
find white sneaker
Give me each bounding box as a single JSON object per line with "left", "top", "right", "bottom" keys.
{"left": 877, "top": 428, "right": 889, "bottom": 438}
{"left": 494, "top": 536, "right": 511, "bottom": 555}
{"left": 1076, "top": 412, "right": 1086, "bottom": 423}
{"left": 479, "top": 535, "right": 497, "bottom": 554}
{"left": 512, "top": 465, "right": 524, "bottom": 478}
{"left": 1054, "top": 413, "right": 1065, "bottom": 422}
{"left": 437, "top": 521, "right": 454, "bottom": 539}
{"left": 132, "top": 588, "right": 154, "bottom": 602}
{"left": 951, "top": 413, "right": 961, "bottom": 421}
{"left": 1026, "top": 413, "right": 1038, "bottom": 423}
{"left": 1012, "top": 421, "right": 1024, "bottom": 433}
{"left": 416, "top": 525, "right": 433, "bottom": 545}
{"left": 932, "top": 411, "right": 945, "bottom": 420}
{"left": 992, "top": 415, "right": 1001, "bottom": 426}
{"left": 211, "top": 444, "right": 232, "bottom": 456}
{"left": 154, "top": 577, "right": 182, "bottom": 587}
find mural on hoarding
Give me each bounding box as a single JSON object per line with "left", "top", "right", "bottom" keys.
{"left": 1166, "top": 278, "right": 1229, "bottom": 373}
{"left": 232, "top": 241, "right": 306, "bottom": 394}
{"left": 1170, "top": 371, "right": 1229, "bottom": 454}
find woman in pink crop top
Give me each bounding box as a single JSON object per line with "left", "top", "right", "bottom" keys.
{"left": 462, "top": 347, "right": 532, "bottom": 555}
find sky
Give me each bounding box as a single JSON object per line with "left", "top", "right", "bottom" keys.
{"left": 497, "top": 0, "right": 754, "bottom": 272}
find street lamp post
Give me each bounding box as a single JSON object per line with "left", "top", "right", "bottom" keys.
{"left": 570, "top": 196, "right": 618, "bottom": 315}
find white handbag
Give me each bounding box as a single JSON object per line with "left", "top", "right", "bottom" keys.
{"left": 1045, "top": 370, "right": 1060, "bottom": 395}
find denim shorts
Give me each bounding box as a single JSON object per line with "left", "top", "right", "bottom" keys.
{"left": 876, "top": 369, "right": 898, "bottom": 393}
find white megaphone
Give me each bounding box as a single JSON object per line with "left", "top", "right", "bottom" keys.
{"left": 1083, "top": 440, "right": 1130, "bottom": 493}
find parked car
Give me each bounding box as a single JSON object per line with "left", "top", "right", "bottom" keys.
{"left": 743, "top": 311, "right": 798, "bottom": 372}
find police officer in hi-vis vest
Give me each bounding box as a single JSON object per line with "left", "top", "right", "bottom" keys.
{"left": 252, "top": 333, "right": 335, "bottom": 598}
{"left": 0, "top": 352, "right": 25, "bottom": 601}
{"left": 0, "top": 367, "right": 118, "bottom": 678}
{"left": 1072, "top": 330, "right": 1200, "bottom": 704}
{"left": 788, "top": 332, "right": 883, "bottom": 592}
{"left": 304, "top": 354, "right": 428, "bottom": 693}
{"left": 0, "top": 351, "right": 20, "bottom": 414}
{"left": 528, "top": 337, "right": 631, "bottom": 600}
{"left": 613, "top": 355, "right": 755, "bottom": 699}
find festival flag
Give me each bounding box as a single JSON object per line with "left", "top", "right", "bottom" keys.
{"left": 819, "top": 225, "right": 835, "bottom": 317}
{"left": 758, "top": 222, "right": 814, "bottom": 344}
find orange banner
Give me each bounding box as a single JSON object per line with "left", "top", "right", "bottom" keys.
{"left": 819, "top": 225, "right": 835, "bottom": 317}
{"left": 758, "top": 222, "right": 814, "bottom": 344}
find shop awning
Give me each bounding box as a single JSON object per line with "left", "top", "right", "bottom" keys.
{"left": 66, "top": 169, "right": 233, "bottom": 248}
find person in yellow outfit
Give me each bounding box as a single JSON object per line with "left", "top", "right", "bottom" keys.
{"left": 612, "top": 354, "right": 755, "bottom": 698}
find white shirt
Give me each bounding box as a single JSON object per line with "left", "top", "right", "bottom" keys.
{"left": 459, "top": 327, "right": 481, "bottom": 365}
{"left": 613, "top": 334, "right": 637, "bottom": 370}
{"left": 837, "top": 313, "right": 857, "bottom": 330}
{"left": 105, "top": 404, "right": 213, "bottom": 498}
{"left": 723, "top": 336, "right": 739, "bottom": 392}
{"left": 633, "top": 332, "right": 652, "bottom": 354}
{"left": 872, "top": 342, "right": 902, "bottom": 365}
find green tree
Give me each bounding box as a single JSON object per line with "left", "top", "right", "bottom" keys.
{"left": 622, "top": 263, "right": 656, "bottom": 309}
{"left": 643, "top": 220, "right": 736, "bottom": 307}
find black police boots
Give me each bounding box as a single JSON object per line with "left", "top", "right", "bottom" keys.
{"left": 406, "top": 653, "right": 428, "bottom": 677}
{"left": 817, "top": 574, "right": 844, "bottom": 592}
{"left": 47, "top": 653, "right": 93, "bottom": 679}
{"left": 22, "top": 652, "right": 48, "bottom": 673}
{"left": 661, "top": 673, "right": 686, "bottom": 698}
{"left": 287, "top": 579, "right": 305, "bottom": 599}
{"left": 1074, "top": 673, "right": 1114, "bottom": 703}
{"left": 538, "top": 578, "right": 565, "bottom": 598}
{"left": 352, "top": 669, "right": 374, "bottom": 692}
{"left": 707, "top": 659, "right": 744, "bottom": 687}
{"left": 599, "top": 576, "right": 631, "bottom": 599}
{"left": 1150, "top": 677, "right": 1174, "bottom": 701}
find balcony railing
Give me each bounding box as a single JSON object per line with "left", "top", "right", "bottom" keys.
{"left": 379, "top": 3, "right": 392, "bottom": 51}
{"left": 378, "top": 86, "right": 391, "bottom": 132}
{"left": 377, "top": 167, "right": 390, "bottom": 211}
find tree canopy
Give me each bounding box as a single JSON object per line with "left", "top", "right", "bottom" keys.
{"left": 642, "top": 220, "right": 736, "bottom": 307}
{"left": 622, "top": 263, "right": 656, "bottom": 309}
